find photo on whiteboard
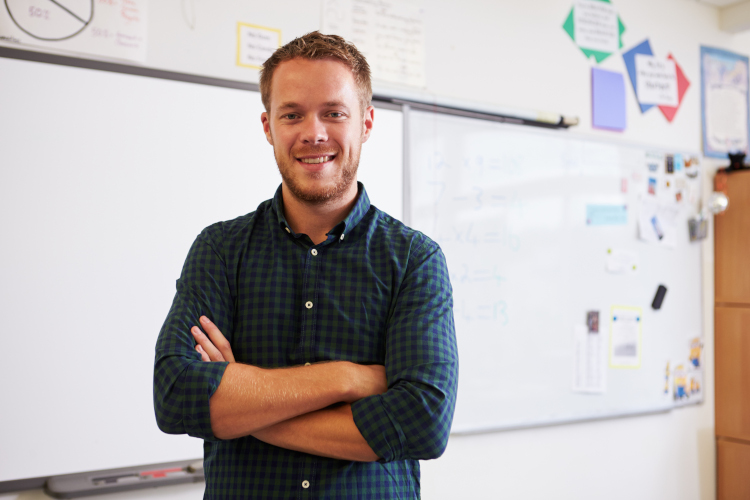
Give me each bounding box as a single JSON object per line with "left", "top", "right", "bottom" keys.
{"left": 689, "top": 337, "right": 703, "bottom": 368}
{"left": 587, "top": 311, "right": 600, "bottom": 333}
{"left": 672, "top": 361, "right": 703, "bottom": 406}
{"left": 663, "top": 361, "right": 673, "bottom": 400}
{"left": 638, "top": 198, "right": 678, "bottom": 248}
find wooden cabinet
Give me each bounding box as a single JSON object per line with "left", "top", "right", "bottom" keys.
{"left": 715, "top": 170, "right": 750, "bottom": 304}
{"left": 715, "top": 170, "right": 750, "bottom": 499}
{"left": 717, "top": 439, "right": 750, "bottom": 500}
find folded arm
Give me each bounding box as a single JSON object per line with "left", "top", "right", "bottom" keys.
{"left": 193, "top": 316, "right": 385, "bottom": 440}
{"left": 153, "top": 227, "right": 385, "bottom": 447}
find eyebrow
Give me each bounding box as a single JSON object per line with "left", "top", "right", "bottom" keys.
{"left": 276, "top": 101, "right": 351, "bottom": 110}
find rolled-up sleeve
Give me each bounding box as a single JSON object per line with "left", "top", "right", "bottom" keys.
{"left": 351, "top": 238, "right": 458, "bottom": 462}
{"left": 153, "top": 225, "right": 232, "bottom": 441}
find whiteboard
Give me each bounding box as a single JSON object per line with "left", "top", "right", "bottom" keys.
{"left": 0, "top": 55, "right": 402, "bottom": 483}
{"left": 408, "top": 110, "right": 703, "bottom": 433}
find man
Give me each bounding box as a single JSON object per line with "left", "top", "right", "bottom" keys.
{"left": 153, "top": 31, "right": 458, "bottom": 499}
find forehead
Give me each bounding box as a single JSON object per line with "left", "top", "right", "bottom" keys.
{"left": 269, "top": 58, "right": 359, "bottom": 110}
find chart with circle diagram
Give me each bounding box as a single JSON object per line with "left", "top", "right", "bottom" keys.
{"left": 1, "top": 0, "right": 146, "bottom": 62}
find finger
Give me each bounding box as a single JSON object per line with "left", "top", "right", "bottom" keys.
{"left": 196, "top": 344, "right": 210, "bottom": 362}
{"left": 191, "top": 326, "right": 225, "bottom": 362}
{"left": 199, "top": 316, "right": 235, "bottom": 362}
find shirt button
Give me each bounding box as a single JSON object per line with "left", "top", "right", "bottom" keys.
{"left": 305, "top": 301, "right": 313, "bottom": 309}
{"left": 285, "top": 227, "right": 290, "bottom": 233}
{"left": 302, "top": 480, "right": 310, "bottom": 489}
{"left": 304, "top": 362, "right": 311, "bottom": 366}
{"left": 340, "top": 233, "right": 345, "bottom": 241}
{"left": 311, "top": 249, "right": 318, "bottom": 256}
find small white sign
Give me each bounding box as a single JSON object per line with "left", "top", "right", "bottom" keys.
{"left": 574, "top": 0, "right": 619, "bottom": 54}
{"left": 635, "top": 54, "right": 679, "bottom": 106}
{"left": 237, "top": 23, "right": 281, "bottom": 70}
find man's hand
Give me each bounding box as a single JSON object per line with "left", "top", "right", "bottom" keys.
{"left": 191, "top": 316, "right": 234, "bottom": 362}
{"left": 191, "top": 316, "right": 388, "bottom": 402}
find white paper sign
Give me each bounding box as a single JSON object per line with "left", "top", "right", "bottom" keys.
{"left": 573, "top": 325, "right": 606, "bottom": 393}
{"left": 635, "top": 54, "right": 679, "bottom": 106}
{"left": 574, "top": 0, "right": 619, "bottom": 54}
{"left": 236, "top": 23, "right": 281, "bottom": 70}
{"left": 0, "top": 0, "right": 147, "bottom": 62}
{"left": 609, "top": 306, "right": 642, "bottom": 368}
{"left": 322, "top": 0, "right": 426, "bottom": 87}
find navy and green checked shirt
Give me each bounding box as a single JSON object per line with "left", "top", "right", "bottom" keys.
{"left": 153, "top": 183, "right": 458, "bottom": 499}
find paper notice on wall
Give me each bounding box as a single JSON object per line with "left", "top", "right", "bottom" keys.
{"left": 322, "top": 0, "right": 426, "bottom": 87}
{"left": 605, "top": 248, "right": 639, "bottom": 274}
{"left": 573, "top": 0, "right": 619, "bottom": 54}
{"left": 701, "top": 46, "right": 750, "bottom": 158}
{"left": 236, "top": 23, "right": 281, "bottom": 70}
{"left": 635, "top": 54, "right": 679, "bottom": 106}
{"left": 573, "top": 325, "right": 606, "bottom": 393}
{"left": 0, "top": 0, "right": 147, "bottom": 62}
{"left": 609, "top": 306, "right": 642, "bottom": 368}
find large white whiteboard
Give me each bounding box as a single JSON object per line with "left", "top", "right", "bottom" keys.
{"left": 408, "top": 110, "right": 703, "bottom": 433}
{"left": 0, "top": 55, "right": 402, "bottom": 483}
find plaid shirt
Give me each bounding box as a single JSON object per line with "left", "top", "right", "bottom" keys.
{"left": 154, "top": 183, "right": 458, "bottom": 499}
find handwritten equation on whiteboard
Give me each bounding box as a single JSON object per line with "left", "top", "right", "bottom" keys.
{"left": 322, "top": 0, "right": 426, "bottom": 87}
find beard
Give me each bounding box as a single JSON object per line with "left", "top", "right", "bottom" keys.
{"left": 275, "top": 143, "right": 360, "bottom": 205}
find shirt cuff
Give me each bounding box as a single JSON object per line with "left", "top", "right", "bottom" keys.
{"left": 181, "top": 360, "right": 229, "bottom": 441}
{"left": 351, "top": 394, "right": 405, "bottom": 462}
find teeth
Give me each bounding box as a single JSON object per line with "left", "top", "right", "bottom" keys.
{"left": 300, "top": 156, "right": 334, "bottom": 164}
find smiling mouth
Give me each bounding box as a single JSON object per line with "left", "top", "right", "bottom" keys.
{"left": 298, "top": 155, "right": 336, "bottom": 164}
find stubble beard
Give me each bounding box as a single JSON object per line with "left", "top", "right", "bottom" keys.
{"left": 275, "top": 144, "right": 361, "bottom": 205}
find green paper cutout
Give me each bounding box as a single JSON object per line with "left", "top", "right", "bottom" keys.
{"left": 562, "top": 2, "right": 626, "bottom": 64}
{"left": 563, "top": 9, "right": 575, "bottom": 40}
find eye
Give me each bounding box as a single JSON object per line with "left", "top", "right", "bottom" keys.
{"left": 281, "top": 113, "right": 299, "bottom": 120}
{"left": 328, "top": 112, "right": 345, "bottom": 118}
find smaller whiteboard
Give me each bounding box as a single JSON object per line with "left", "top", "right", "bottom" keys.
{"left": 408, "top": 110, "right": 703, "bottom": 433}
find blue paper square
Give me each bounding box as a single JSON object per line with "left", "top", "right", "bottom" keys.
{"left": 622, "top": 39, "right": 655, "bottom": 113}
{"left": 592, "top": 68, "right": 626, "bottom": 131}
{"left": 586, "top": 204, "right": 628, "bottom": 225}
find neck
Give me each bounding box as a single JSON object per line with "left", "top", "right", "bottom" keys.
{"left": 281, "top": 181, "right": 359, "bottom": 245}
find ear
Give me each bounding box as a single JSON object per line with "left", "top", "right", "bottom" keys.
{"left": 361, "top": 105, "right": 374, "bottom": 143}
{"left": 261, "top": 112, "right": 274, "bottom": 145}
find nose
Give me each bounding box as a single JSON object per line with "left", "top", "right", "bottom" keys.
{"left": 300, "top": 115, "right": 328, "bottom": 144}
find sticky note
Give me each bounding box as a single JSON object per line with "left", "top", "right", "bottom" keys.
{"left": 592, "top": 68, "right": 626, "bottom": 131}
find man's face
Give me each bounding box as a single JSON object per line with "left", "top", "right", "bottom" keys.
{"left": 261, "top": 58, "right": 374, "bottom": 205}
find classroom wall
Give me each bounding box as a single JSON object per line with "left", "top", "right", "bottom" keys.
{"left": 4, "top": 0, "right": 748, "bottom": 498}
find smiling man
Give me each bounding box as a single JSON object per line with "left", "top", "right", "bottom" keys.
{"left": 153, "top": 32, "right": 458, "bottom": 499}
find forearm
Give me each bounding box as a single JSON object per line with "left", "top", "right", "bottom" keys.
{"left": 251, "top": 404, "right": 379, "bottom": 462}
{"left": 209, "top": 361, "right": 380, "bottom": 440}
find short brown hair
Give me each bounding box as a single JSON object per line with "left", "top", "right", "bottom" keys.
{"left": 259, "top": 31, "right": 372, "bottom": 115}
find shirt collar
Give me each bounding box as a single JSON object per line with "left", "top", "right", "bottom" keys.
{"left": 272, "top": 182, "right": 371, "bottom": 240}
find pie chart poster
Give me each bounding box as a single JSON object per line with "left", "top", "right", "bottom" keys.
{"left": 1, "top": 0, "right": 147, "bottom": 62}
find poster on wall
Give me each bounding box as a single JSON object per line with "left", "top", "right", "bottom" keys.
{"left": 0, "top": 0, "right": 147, "bottom": 63}
{"left": 701, "top": 46, "right": 750, "bottom": 159}
{"left": 562, "top": 0, "right": 625, "bottom": 63}
{"left": 623, "top": 39, "right": 690, "bottom": 121}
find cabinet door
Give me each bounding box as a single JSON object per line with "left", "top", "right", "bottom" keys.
{"left": 715, "top": 306, "right": 750, "bottom": 441}
{"left": 715, "top": 170, "right": 750, "bottom": 304}
{"left": 718, "top": 438, "right": 750, "bottom": 500}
